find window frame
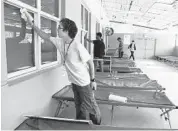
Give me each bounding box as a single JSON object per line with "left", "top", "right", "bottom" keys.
{"left": 4, "top": 0, "right": 61, "bottom": 82}
{"left": 81, "top": 2, "right": 91, "bottom": 52}
{"left": 96, "top": 20, "right": 100, "bottom": 33}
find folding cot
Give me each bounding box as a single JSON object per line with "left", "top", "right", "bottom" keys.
{"left": 15, "top": 115, "right": 172, "bottom": 130}
{"left": 52, "top": 85, "right": 177, "bottom": 128}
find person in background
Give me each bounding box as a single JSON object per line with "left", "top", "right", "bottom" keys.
{"left": 128, "top": 40, "right": 136, "bottom": 61}
{"left": 85, "top": 32, "right": 105, "bottom": 72}
{"left": 117, "top": 37, "right": 124, "bottom": 58}
{"left": 22, "top": 9, "right": 101, "bottom": 125}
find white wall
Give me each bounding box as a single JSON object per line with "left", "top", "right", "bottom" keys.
{"left": 1, "top": 67, "right": 70, "bottom": 130}
{"left": 155, "top": 34, "right": 175, "bottom": 56}
{"left": 65, "top": 0, "right": 81, "bottom": 42}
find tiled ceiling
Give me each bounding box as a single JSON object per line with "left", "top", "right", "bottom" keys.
{"left": 102, "top": 0, "right": 178, "bottom": 30}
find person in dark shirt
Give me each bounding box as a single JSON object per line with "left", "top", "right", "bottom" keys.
{"left": 85, "top": 32, "right": 105, "bottom": 71}
{"left": 117, "top": 37, "right": 124, "bottom": 58}
{"left": 85, "top": 32, "right": 105, "bottom": 58}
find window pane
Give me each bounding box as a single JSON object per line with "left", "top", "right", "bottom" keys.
{"left": 80, "top": 30, "right": 83, "bottom": 43}
{"left": 41, "top": 0, "right": 59, "bottom": 17}
{"left": 18, "top": 0, "right": 36, "bottom": 7}
{"left": 85, "top": 9, "right": 88, "bottom": 31}
{"left": 176, "top": 34, "right": 178, "bottom": 46}
{"left": 4, "top": 4, "right": 35, "bottom": 73}
{"left": 41, "top": 17, "right": 57, "bottom": 64}
{"left": 84, "top": 33, "right": 88, "bottom": 50}
{"left": 96, "top": 22, "right": 97, "bottom": 33}
{"left": 96, "top": 22, "right": 100, "bottom": 33}
{"left": 81, "top": 5, "right": 83, "bottom": 28}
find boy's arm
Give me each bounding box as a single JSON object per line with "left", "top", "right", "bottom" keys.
{"left": 87, "top": 59, "right": 95, "bottom": 81}
{"left": 31, "top": 24, "right": 51, "bottom": 43}
{"left": 23, "top": 10, "right": 52, "bottom": 43}
{"left": 77, "top": 43, "right": 97, "bottom": 90}
{"left": 87, "top": 59, "right": 97, "bottom": 90}
{"left": 84, "top": 35, "right": 93, "bottom": 43}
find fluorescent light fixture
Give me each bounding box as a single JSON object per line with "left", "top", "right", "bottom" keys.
{"left": 156, "top": 0, "right": 175, "bottom": 4}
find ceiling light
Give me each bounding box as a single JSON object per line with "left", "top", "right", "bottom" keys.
{"left": 156, "top": 0, "right": 175, "bottom": 4}
{"left": 172, "top": 2, "right": 177, "bottom": 9}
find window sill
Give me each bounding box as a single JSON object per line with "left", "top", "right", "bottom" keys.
{"left": 7, "top": 63, "right": 61, "bottom": 86}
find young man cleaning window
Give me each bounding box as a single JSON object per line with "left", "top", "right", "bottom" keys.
{"left": 22, "top": 9, "right": 101, "bottom": 125}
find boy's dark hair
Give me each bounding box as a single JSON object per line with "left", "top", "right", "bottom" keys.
{"left": 96, "top": 32, "right": 102, "bottom": 37}
{"left": 60, "top": 18, "right": 78, "bottom": 39}
{"left": 117, "top": 37, "right": 121, "bottom": 40}
{"left": 132, "top": 40, "right": 135, "bottom": 42}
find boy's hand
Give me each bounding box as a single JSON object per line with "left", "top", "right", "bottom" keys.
{"left": 91, "top": 81, "right": 97, "bottom": 90}
{"left": 21, "top": 8, "right": 34, "bottom": 26}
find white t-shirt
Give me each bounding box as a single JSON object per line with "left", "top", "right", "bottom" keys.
{"left": 130, "top": 42, "right": 135, "bottom": 52}
{"left": 50, "top": 37, "right": 91, "bottom": 86}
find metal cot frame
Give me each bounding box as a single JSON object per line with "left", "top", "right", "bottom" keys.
{"left": 52, "top": 85, "right": 177, "bottom": 129}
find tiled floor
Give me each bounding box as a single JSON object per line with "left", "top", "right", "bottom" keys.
{"left": 59, "top": 59, "right": 178, "bottom": 129}
{"left": 135, "top": 59, "right": 178, "bottom": 129}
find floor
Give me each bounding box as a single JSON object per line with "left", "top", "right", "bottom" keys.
{"left": 136, "top": 59, "right": 178, "bottom": 129}
{"left": 59, "top": 59, "right": 178, "bottom": 129}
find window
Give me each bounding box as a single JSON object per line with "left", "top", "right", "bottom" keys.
{"left": 41, "top": 17, "right": 57, "bottom": 64}
{"left": 3, "top": 0, "right": 61, "bottom": 78}
{"left": 81, "top": 5, "right": 84, "bottom": 29}
{"left": 18, "top": 0, "right": 37, "bottom": 7}
{"left": 96, "top": 21, "right": 100, "bottom": 33}
{"left": 41, "top": 0, "right": 59, "bottom": 17}
{"left": 102, "top": 27, "right": 107, "bottom": 50}
{"left": 81, "top": 5, "right": 90, "bottom": 52}
{"left": 85, "top": 9, "right": 88, "bottom": 31}
{"left": 176, "top": 34, "right": 178, "bottom": 46}
{"left": 80, "top": 5, "right": 85, "bottom": 44}
{"left": 4, "top": 3, "right": 35, "bottom": 73}
{"left": 124, "top": 35, "right": 131, "bottom": 45}
{"left": 84, "top": 9, "right": 89, "bottom": 50}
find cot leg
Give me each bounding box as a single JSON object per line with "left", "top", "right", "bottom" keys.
{"left": 109, "top": 58, "right": 112, "bottom": 74}
{"left": 54, "top": 100, "right": 63, "bottom": 117}
{"left": 101, "top": 60, "right": 104, "bottom": 72}
{"left": 111, "top": 105, "right": 114, "bottom": 125}
{"left": 160, "top": 109, "right": 173, "bottom": 117}
{"left": 160, "top": 108, "right": 173, "bottom": 129}
{"left": 160, "top": 108, "right": 168, "bottom": 121}
{"left": 167, "top": 111, "right": 172, "bottom": 129}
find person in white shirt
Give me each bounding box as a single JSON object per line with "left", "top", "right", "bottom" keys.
{"left": 23, "top": 10, "right": 101, "bottom": 125}
{"left": 128, "top": 40, "right": 136, "bottom": 61}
